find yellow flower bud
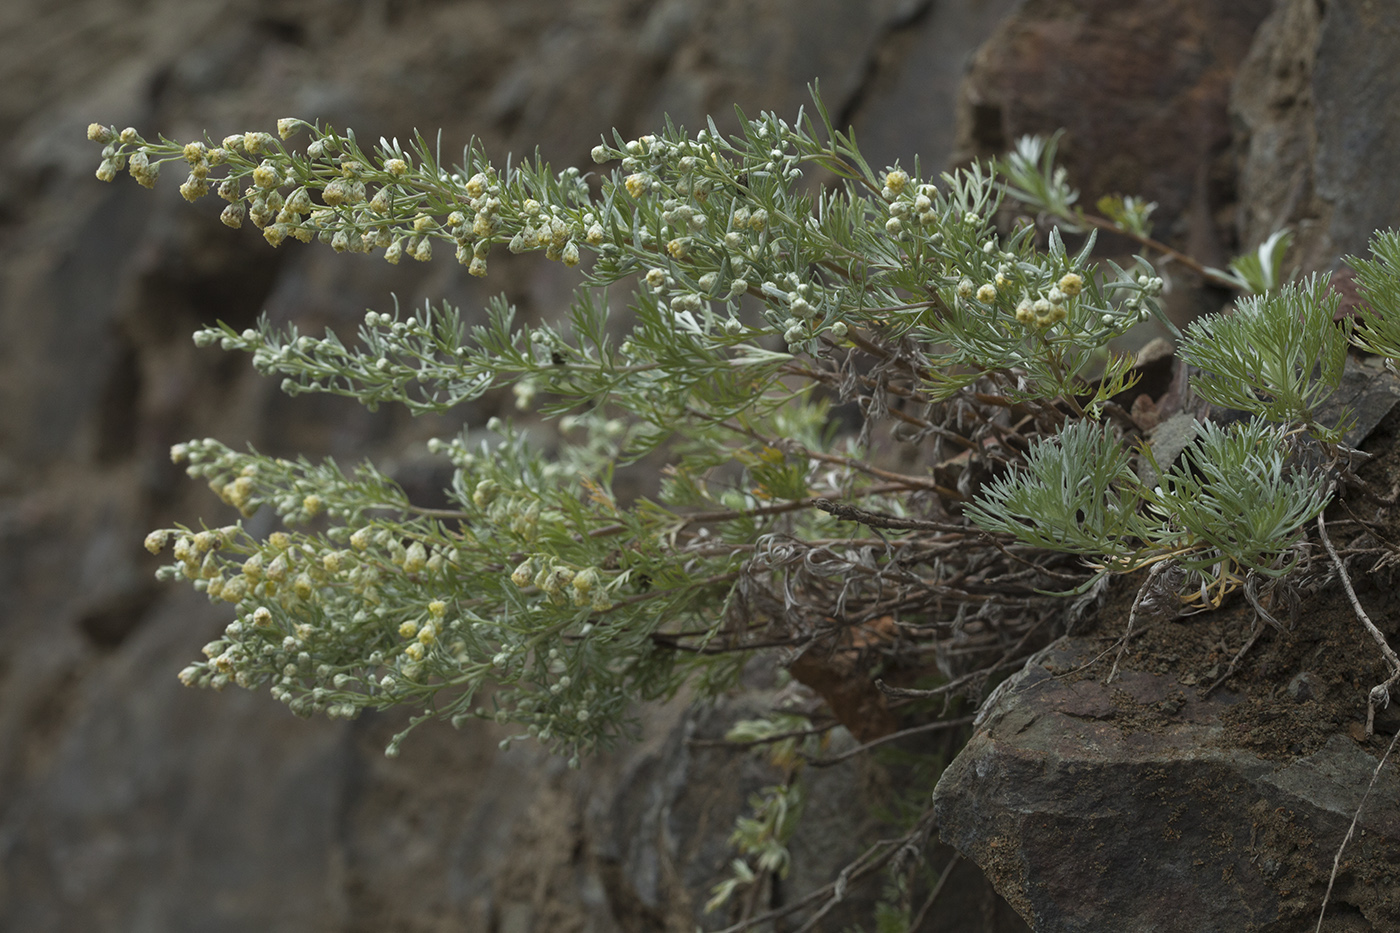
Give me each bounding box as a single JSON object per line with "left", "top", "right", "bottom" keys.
{"left": 402, "top": 541, "right": 427, "bottom": 574}
{"left": 266, "top": 554, "right": 288, "bottom": 583}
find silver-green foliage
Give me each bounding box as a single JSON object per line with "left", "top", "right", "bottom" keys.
{"left": 90, "top": 91, "right": 1400, "bottom": 760}
{"left": 1178, "top": 273, "right": 1348, "bottom": 437}
{"left": 964, "top": 416, "right": 1331, "bottom": 590}
{"left": 1348, "top": 228, "right": 1400, "bottom": 359}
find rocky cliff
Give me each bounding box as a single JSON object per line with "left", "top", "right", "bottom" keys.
{"left": 935, "top": 3, "right": 1400, "bottom": 930}
{"left": 2, "top": 0, "right": 1393, "bottom": 930}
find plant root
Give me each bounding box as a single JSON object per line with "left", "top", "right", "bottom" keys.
{"left": 1317, "top": 513, "right": 1400, "bottom": 735}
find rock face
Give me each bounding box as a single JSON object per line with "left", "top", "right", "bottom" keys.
{"left": 2, "top": 1, "right": 1041, "bottom": 929}
{"left": 3, "top": 0, "right": 1380, "bottom": 929}
{"left": 957, "top": 0, "right": 1275, "bottom": 274}
{"left": 1233, "top": 0, "right": 1400, "bottom": 268}
{"left": 934, "top": 638, "right": 1400, "bottom": 932}
{"left": 929, "top": 9, "right": 1400, "bottom": 928}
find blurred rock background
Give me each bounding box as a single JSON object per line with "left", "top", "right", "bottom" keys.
{"left": 0, "top": 0, "right": 1392, "bottom": 930}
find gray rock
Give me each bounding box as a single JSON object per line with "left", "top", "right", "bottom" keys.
{"left": 0, "top": 3, "right": 1036, "bottom": 928}
{"left": 934, "top": 640, "right": 1400, "bottom": 932}
{"left": 1233, "top": 0, "right": 1400, "bottom": 270}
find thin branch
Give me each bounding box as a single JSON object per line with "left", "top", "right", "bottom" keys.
{"left": 909, "top": 852, "right": 960, "bottom": 932}
{"left": 709, "top": 810, "right": 938, "bottom": 933}
{"left": 686, "top": 722, "right": 837, "bottom": 749}
{"left": 876, "top": 614, "right": 1050, "bottom": 701}
{"left": 690, "top": 407, "right": 957, "bottom": 497}
{"left": 1204, "top": 619, "right": 1266, "bottom": 696}
{"left": 1315, "top": 727, "right": 1400, "bottom": 932}
{"left": 813, "top": 498, "right": 970, "bottom": 534}
{"left": 1107, "top": 560, "right": 1169, "bottom": 684}
{"left": 1317, "top": 513, "right": 1400, "bottom": 735}
{"left": 1078, "top": 214, "right": 1241, "bottom": 289}
{"left": 804, "top": 715, "right": 975, "bottom": 767}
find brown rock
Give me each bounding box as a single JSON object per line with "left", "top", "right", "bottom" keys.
{"left": 934, "top": 639, "right": 1400, "bottom": 932}
{"left": 957, "top": 0, "right": 1274, "bottom": 271}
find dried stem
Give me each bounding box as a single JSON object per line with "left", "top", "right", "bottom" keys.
{"left": 1107, "top": 560, "right": 1169, "bottom": 685}
{"left": 1317, "top": 513, "right": 1400, "bottom": 735}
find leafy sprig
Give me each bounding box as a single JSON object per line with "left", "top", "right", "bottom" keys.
{"left": 1177, "top": 273, "right": 1349, "bottom": 438}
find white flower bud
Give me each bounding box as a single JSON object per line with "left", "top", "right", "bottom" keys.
{"left": 402, "top": 541, "right": 427, "bottom": 574}
{"left": 220, "top": 202, "right": 245, "bottom": 229}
